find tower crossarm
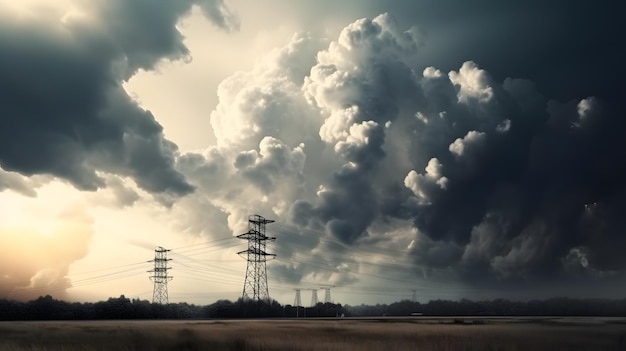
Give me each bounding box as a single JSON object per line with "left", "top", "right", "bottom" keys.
{"left": 236, "top": 230, "right": 276, "bottom": 241}
{"left": 237, "top": 249, "right": 276, "bottom": 262}
{"left": 248, "top": 214, "right": 275, "bottom": 225}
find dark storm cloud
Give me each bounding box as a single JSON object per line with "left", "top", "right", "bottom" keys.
{"left": 260, "top": 0, "right": 623, "bottom": 104}
{"left": 197, "top": 0, "right": 239, "bottom": 32}
{"left": 290, "top": 163, "right": 380, "bottom": 244}
{"left": 0, "top": 0, "right": 238, "bottom": 196}
{"left": 403, "top": 67, "right": 626, "bottom": 283}
{"left": 363, "top": 0, "right": 625, "bottom": 104}
{"left": 265, "top": 11, "right": 626, "bottom": 293}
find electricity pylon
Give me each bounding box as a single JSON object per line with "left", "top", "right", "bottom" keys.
{"left": 309, "top": 288, "right": 318, "bottom": 306}
{"left": 294, "top": 288, "right": 303, "bottom": 318}
{"left": 320, "top": 286, "right": 334, "bottom": 303}
{"left": 294, "top": 289, "right": 302, "bottom": 306}
{"left": 237, "top": 214, "right": 276, "bottom": 302}
{"left": 148, "top": 246, "right": 172, "bottom": 304}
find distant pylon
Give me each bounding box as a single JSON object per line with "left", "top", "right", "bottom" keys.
{"left": 321, "top": 286, "right": 333, "bottom": 303}
{"left": 411, "top": 289, "right": 417, "bottom": 302}
{"left": 148, "top": 246, "right": 173, "bottom": 304}
{"left": 237, "top": 214, "right": 276, "bottom": 302}
{"left": 310, "top": 289, "right": 318, "bottom": 306}
{"left": 294, "top": 289, "right": 302, "bottom": 306}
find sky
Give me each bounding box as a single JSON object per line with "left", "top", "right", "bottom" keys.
{"left": 1, "top": 0, "right": 625, "bottom": 306}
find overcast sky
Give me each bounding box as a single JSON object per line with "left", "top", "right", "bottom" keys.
{"left": 1, "top": 0, "right": 625, "bottom": 306}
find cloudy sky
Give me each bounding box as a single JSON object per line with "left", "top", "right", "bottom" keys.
{"left": 1, "top": 0, "right": 625, "bottom": 306}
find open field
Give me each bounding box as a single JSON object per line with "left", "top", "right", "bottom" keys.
{"left": 1, "top": 318, "right": 626, "bottom": 350}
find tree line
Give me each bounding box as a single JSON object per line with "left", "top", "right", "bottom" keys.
{"left": 2, "top": 295, "right": 626, "bottom": 320}
{"left": 0, "top": 295, "right": 342, "bottom": 320}
{"left": 344, "top": 298, "right": 626, "bottom": 317}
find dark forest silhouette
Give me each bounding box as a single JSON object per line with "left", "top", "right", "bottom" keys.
{"left": 2, "top": 295, "right": 626, "bottom": 320}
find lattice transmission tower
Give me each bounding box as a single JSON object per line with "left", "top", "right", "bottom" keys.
{"left": 237, "top": 214, "right": 276, "bottom": 302}
{"left": 148, "top": 246, "right": 172, "bottom": 304}
{"left": 320, "top": 286, "right": 334, "bottom": 303}
{"left": 309, "top": 289, "right": 319, "bottom": 307}
{"left": 294, "top": 289, "right": 302, "bottom": 306}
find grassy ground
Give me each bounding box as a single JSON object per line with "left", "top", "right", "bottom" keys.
{"left": 1, "top": 318, "right": 625, "bottom": 350}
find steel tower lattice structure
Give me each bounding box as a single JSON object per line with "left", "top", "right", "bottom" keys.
{"left": 148, "top": 246, "right": 173, "bottom": 305}
{"left": 321, "top": 286, "right": 333, "bottom": 303}
{"left": 237, "top": 214, "right": 276, "bottom": 302}
{"left": 294, "top": 289, "right": 302, "bottom": 306}
{"left": 309, "top": 289, "right": 319, "bottom": 307}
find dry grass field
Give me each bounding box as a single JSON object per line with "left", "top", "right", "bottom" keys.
{"left": 1, "top": 318, "right": 625, "bottom": 351}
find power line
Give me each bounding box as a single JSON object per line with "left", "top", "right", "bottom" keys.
{"left": 173, "top": 237, "right": 239, "bottom": 256}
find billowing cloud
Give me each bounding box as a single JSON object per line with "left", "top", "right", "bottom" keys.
{"left": 404, "top": 158, "right": 448, "bottom": 204}
{"left": 172, "top": 12, "right": 626, "bottom": 297}
{"left": 448, "top": 131, "right": 486, "bottom": 158}
{"left": 0, "top": 0, "right": 239, "bottom": 197}
{"left": 449, "top": 61, "right": 494, "bottom": 104}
